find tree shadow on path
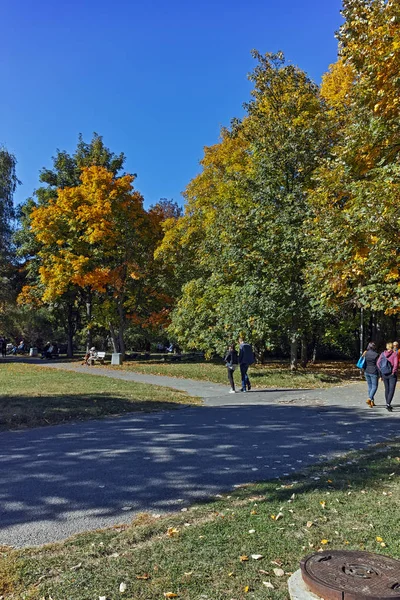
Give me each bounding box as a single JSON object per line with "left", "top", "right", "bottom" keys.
{"left": 0, "top": 402, "right": 398, "bottom": 546}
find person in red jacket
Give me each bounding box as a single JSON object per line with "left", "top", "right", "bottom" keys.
{"left": 377, "top": 342, "right": 398, "bottom": 412}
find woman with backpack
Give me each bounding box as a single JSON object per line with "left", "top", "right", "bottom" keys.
{"left": 377, "top": 342, "right": 398, "bottom": 412}
{"left": 364, "top": 342, "right": 380, "bottom": 407}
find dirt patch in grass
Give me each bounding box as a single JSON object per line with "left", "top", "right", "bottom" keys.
{"left": 0, "top": 363, "right": 200, "bottom": 431}
{"left": 2, "top": 441, "right": 399, "bottom": 599}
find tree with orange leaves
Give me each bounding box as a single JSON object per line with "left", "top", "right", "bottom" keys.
{"left": 25, "top": 165, "right": 156, "bottom": 356}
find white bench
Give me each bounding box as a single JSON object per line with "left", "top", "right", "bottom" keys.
{"left": 89, "top": 351, "right": 106, "bottom": 365}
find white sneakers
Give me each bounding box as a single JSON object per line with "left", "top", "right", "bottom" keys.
{"left": 229, "top": 389, "right": 236, "bottom": 394}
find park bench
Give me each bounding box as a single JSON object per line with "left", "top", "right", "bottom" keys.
{"left": 89, "top": 351, "right": 106, "bottom": 365}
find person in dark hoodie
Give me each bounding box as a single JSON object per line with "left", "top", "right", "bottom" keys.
{"left": 377, "top": 342, "right": 398, "bottom": 412}
{"left": 238, "top": 337, "right": 255, "bottom": 392}
{"left": 364, "top": 342, "right": 379, "bottom": 407}
{"left": 224, "top": 343, "right": 239, "bottom": 393}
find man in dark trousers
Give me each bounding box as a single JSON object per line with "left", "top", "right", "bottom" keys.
{"left": 238, "top": 337, "right": 254, "bottom": 392}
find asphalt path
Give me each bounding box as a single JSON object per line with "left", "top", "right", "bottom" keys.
{"left": 0, "top": 360, "right": 399, "bottom": 547}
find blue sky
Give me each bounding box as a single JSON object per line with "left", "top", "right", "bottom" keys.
{"left": 1, "top": 0, "right": 342, "bottom": 209}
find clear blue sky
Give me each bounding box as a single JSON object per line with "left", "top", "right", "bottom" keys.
{"left": 1, "top": 0, "right": 342, "bottom": 209}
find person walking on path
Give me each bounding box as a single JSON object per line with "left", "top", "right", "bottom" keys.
{"left": 224, "top": 343, "right": 239, "bottom": 393}
{"left": 364, "top": 342, "right": 379, "bottom": 407}
{"left": 238, "top": 337, "right": 255, "bottom": 392}
{"left": 377, "top": 342, "right": 398, "bottom": 412}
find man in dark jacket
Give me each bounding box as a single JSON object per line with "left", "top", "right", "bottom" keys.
{"left": 238, "top": 337, "right": 254, "bottom": 392}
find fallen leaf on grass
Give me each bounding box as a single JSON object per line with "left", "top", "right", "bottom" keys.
{"left": 136, "top": 574, "right": 150, "bottom": 580}
{"left": 240, "top": 555, "right": 249, "bottom": 562}
{"left": 271, "top": 560, "right": 283, "bottom": 566}
{"left": 273, "top": 568, "right": 285, "bottom": 577}
{"left": 320, "top": 501, "right": 326, "bottom": 509}
{"left": 184, "top": 571, "right": 193, "bottom": 576}
{"left": 263, "top": 581, "right": 274, "bottom": 589}
{"left": 164, "top": 594, "right": 178, "bottom": 598}
{"left": 376, "top": 537, "right": 383, "bottom": 542}
{"left": 250, "top": 510, "right": 257, "bottom": 515}
{"left": 228, "top": 572, "right": 234, "bottom": 577}
{"left": 249, "top": 529, "right": 256, "bottom": 534}
{"left": 306, "top": 521, "right": 313, "bottom": 528}
{"left": 119, "top": 582, "right": 127, "bottom": 593}
{"left": 321, "top": 539, "right": 329, "bottom": 545}
{"left": 70, "top": 562, "right": 82, "bottom": 570}
{"left": 167, "top": 527, "right": 179, "bottom": 537}
{"left": 259, "top": 569, "right": 270, "bottom": 575}
{"left": 244, "top": 586, "right": 250, "bottom": 593}
{"left": 251, "top": 554, "right": 264, "bottom": 560}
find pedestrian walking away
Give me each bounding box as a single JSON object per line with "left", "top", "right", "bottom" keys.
{"left": 364, "top": 342, "right": 379, "bottom": 407}
{"left": 377, "top": 342, "right": 398, "bottom": 412}
{"left": 238, "top": 337, "right": 255, "bottom": 392}
{"left": 224, "top": 342, "right": 239, "bottom": 393}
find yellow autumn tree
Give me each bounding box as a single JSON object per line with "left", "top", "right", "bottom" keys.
{"left": 25, "top": 166, "right": 155, "bottom": 355}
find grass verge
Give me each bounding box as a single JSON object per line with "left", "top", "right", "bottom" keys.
{"left": 1, "top": 441, "right": 399, "bottom": 599}
{"left": 113, "top": 360, "right": 359, "bottom": 389}
{"left": 0, "top": 363, "right": 200, "bottom": 431}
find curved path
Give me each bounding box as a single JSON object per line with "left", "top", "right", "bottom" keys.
{"left": 0, "top": 359, "right": 398, "bottom": 547}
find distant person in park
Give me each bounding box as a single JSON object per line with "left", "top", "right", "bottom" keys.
{"left": 0, "top": 338, "right": 6, "bottom": 358}
{"left": 394, "top": 341, "right": 399, "bottom": 354}
{"left": 364, "top": 342, "right": 379, "bottom": 408}
{"left": 82, "top": 347, "right": 97, "bottom": 365}
{"left": 238, "top": 337, "right": 255, "bottom": 392}
{"left": 41, "top": 342, "right": 54, "bottom": 359}
{"left": 224, "top": 342, "right": 239, "bottom": 393}
{"left": 377, "top": 342, "right": 398, "bottom": 412}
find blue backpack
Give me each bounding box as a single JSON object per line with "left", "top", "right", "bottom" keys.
{"left": 379, "top": 353, "right": 392, "bottom": 376}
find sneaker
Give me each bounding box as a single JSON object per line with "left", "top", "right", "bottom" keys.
{"left": 370, "top": 400, "right": 375, "bottom": 407}
{"left": 229, "top": 389, "right": 236, "bottom": 394}
{"left": 386, "top": 405, "right": 393, "bottom": 412}
{"left": 247, "top": 382, "right": 251, "bottom": 391}
{"left": 241, "top": 388, "right": 247, "bottom": 392}
{"left": 366, "top": 398, "right": 371, "bottom": 405}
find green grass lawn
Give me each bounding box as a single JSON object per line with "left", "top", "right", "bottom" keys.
{"left": 0, "top": 363, "right": 200, "bottom": 431}
{"left": 113, "top": 359, "right": 359, "bottom": 389}
{"left": 1, "top": 441, "right": 399, "bottom": 599}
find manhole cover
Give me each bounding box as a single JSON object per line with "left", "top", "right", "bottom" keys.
{"left": 301, "top": 551, "right": 400, "bottom": 600}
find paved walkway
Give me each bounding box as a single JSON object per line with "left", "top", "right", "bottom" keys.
{"left": 0, "top": 359, "right": 398, "bottom": 547}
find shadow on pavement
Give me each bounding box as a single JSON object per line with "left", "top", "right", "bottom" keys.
{"left": 0, "top": 401, "right": 398, "bottom": 545}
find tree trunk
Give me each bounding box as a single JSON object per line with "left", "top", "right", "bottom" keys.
{"left": 109, "top": 322, "right": 119, "bottom": 353}
{"left": 67, "top": 303, "right": 74, "bottom": 358}
{"left": 117, "top": 300, "right": 126, "bottom": 360}
{"left": 290, "top": 330, "right": 298, "bottom": 371}
{"left": 86, "top": 289, "right": 92, "bottom": 352}
{"left": 311, "top": 338, "right": 318, "bottom": 364}
{"left": 300, "top": 334, "right": 308, "bottom": 368}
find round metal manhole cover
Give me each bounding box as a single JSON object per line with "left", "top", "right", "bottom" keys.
{"left": 300, "top": 551, "right": 400, "bottom": 600}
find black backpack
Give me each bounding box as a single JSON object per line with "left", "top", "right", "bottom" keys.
{"left": 379, "top": 353, "right": 392, "bottom": 376}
